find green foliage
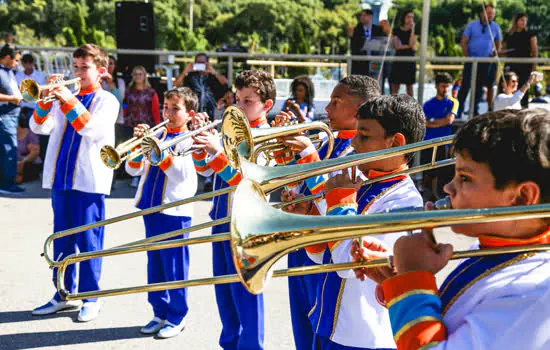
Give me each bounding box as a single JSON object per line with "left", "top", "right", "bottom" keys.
{"left": 0, "top": 0, "right": 548, "bottom": 60}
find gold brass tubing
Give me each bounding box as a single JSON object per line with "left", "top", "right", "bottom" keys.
{"left": 58, "top": 243, "right": 550, "bottom": 301}
{"left": 42, "top": 186, "right": 236, "bottom": 266}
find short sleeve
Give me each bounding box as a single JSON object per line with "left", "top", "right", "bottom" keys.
{"left": 463, "top": 22, "right": 473, "bottom": 38}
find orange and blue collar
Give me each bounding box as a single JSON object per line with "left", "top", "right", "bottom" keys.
{"left": 166, "top": 126, "right": 187, "bottom": 134}
{"left": 78, "top": 83, "right": 101, "bottom": 96}
{"left": 249, "top": 117, "right": 268, "bottom": 128}
{"left": 479, "top": 226, "right": 550, "bottom": 248}
{"left": 337, "top": 129, "right": 356, "bottom": 140}
{"left": 365, "top": 165, "right": 408, "bottom": 183}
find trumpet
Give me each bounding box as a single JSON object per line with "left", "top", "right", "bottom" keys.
{"left": 100, "top": 120, "right": 169, "bottom": 169}
{"left": 141, "top": 119, "right": 222, "bottom": 166}
{"left": 19, "top": 77, "right": 81, "bottom": 104}
{"left": 221, "top": 106, "right": 334, "bottom": 168}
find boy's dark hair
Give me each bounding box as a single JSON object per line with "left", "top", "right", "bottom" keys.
{"left": 21, "top": 53, "right": 34, "bottom": 63}
{"left": 358, "top": 94, "right": 426, "bottom": 161}
{"left": 235, "top": 70, "right": 276, "bottom": 103}
{"left": 435, "top": 72, "right": 453, "bottom": 85}
{"left": 0, "top": 44, "right": 19, "bottom": 59}
{"left": 290, "top": 75, "right": 315, "bottom": 107}
{"left": 454, "top": 109, "right": 550, "bottom": 203}
{"left": 339, "top": 75, "right": 381, "bottom": 104}
{"left": 195, "top": 53, "right": 209, "bottom": 62}
{"left": 73, "top": 44, "right": 108, "bottom": 69}
{"left": 164, "top": 87, "right": 198, "bottom": 112}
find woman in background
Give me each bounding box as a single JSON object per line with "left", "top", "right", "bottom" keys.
{"left": 282, "top": 75, "right": 315, "bottom": 123}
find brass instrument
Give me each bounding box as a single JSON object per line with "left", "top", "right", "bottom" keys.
{"left": 55, "top": 177, "right": 550, "bottom": 300}
{"left": 221, "top": 106, "right": 334, "bottom": 168}
{"left": 19, "top": 77, "right": 81, "bottom": 104}
{"left": 53, "top": 137, "right": 464, "bottom": 300}
{"left": 142, "top": 119, "right": 222, "bottom": 166}
{"left": 100, "top": 120, "right": 169, "bottom": 169}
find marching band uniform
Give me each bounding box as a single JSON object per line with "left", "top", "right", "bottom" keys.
{"left": 274, "top": 130, "right": 356, "bottom": 350}
{"left": 125, "top": 126, "right": 197, "bottom": 332}
{"left": 192, "top": 118, "right": 269, "bottom": 350}
{"left": 307, "top": 170, "right": 422, "bottom": 349}
{"left": 380, "top": 228, "right": 550, "bottom": 350}
{"left": 30, "top": 84, "right": 118, "bottom": 304}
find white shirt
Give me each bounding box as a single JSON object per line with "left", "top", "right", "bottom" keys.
{"left": 494, "top": 90, "right": 525, "bottom": 111}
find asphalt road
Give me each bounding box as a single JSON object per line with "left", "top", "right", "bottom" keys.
{"left": 0, "top": 178, "right": 475, "bottom": 350}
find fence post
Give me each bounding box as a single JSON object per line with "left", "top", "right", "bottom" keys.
{"left": 469, "top": 61, "right": 478, "bottom": 119}
{"left": 416, "top": 0, "right": 431, "bottom": 104}
{"left": 227, "top": 55, "right": 234, "bottom": 87}
{"left": 346, "top": 57, "right": 352, "bottom": 76}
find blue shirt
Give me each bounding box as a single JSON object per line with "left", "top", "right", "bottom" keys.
{"left": 423, "top": 96, "right": 458, "bottom": 140}
{"left": 463, "top": 20, "right": 502, "bottom": 57}
{"left": 0, "top": 64, "right": 21, "bottom": 117}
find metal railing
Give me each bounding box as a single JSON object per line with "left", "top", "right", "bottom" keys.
{"left": 18, "top": 45, "right": 550, "bottom": 114}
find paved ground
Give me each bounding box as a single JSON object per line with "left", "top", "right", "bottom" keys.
{"left": 0, "top": 178, "right": 475, "bottom": 350}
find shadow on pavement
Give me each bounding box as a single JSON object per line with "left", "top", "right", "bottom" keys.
{"left": 0, "top": 325, "right": 143, "bottom": 349}
{"left": 0, "top": 309, "right": 80, "bottom": 324}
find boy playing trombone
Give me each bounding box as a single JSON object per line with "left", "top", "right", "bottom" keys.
{"left": 355, "top": 108, "right": 550, "bottom": 349}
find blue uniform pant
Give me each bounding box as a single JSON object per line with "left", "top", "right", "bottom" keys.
{"left": 143, "top": 212, "right": 191, "bottom": 325}
{"left": 288, "top": 249, "right": 318, "bottom": 350}
{"left": 212, "top": 222, "right": 264, "bottom": 350}
{"left": 315, "top": 335, "right": 395, "bottom": 350}
{"left": 0, "top": 115, "right": 18, "bottom": 189}
{"left": 51, "top": 190, "right": 105, "bottom": 303}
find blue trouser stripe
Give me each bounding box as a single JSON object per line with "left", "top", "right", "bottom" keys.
{"left": 143, "top": 212, "right": 191, "bottom": 325}
{"left": 51, "top": 190, "right": 105, "bottom": 303}
{"left": 52, "top": 122, "right": 82, "bottom": 190}
{"left": 212, "top": 222, "right": 265, "bottom": 350}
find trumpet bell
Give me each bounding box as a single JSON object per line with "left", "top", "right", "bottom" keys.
{"left": 99, "top": 145, "right": 121, "bottom": 169}
{"left": 141, "top": 136, "right": 163, "bottom": 165}
{"left": 20, "top": 78, "right": 41, "bottom": 103}
{"left": 222, "top": 106, "right": 253, "bottom": 169}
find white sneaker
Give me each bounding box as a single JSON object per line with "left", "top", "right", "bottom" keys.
{"left": 77, "top": 301, "right": 101, "bottom": 322}
{"left": 32, "top": 298, "right": 82, "bottom": 316}
{"left": 140, "top": 317, "right": 166, "bottom": 334}
{"left": 156, "top": 320, "right": 186, "bottom": 339}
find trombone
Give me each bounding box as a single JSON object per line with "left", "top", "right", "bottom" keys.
{"left": 141, "top": 119, "right": 222, "bottom": 166}
{"left": 100, "top": 120, "right": 169, "bottom": 169}
{"left": 55, "top": 177, "right": 550, "bottom": 300}
{"left": 53, "top": 137, "right": 460, "bottom": 299}
{"left": 221, "top": 106, "right": 334, "bottom": 168}
{"left": 19, "top": 77, "right": 81, "bottom": 104}
{"left": 43, "top": 107, "right": 336, "bottom": 266}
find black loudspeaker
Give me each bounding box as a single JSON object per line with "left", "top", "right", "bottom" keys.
{"left": 115, "top": 1, "right": 157, "bottom": 77}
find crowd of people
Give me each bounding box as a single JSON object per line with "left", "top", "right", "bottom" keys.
{"left": 0, "top": 3, "right": 549, "bottom": 350}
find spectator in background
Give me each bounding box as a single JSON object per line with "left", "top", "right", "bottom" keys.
{"left": 531, "top": 83, "right": 548, "bottom": 104}
{"left": 493, "top": 71, "right": 536, "bottom": 111}
{"left": 503, "top": 13, "right": 538, "bottom": 108}
{"left": 452, "top": 75, "right": 462, "bottom": 99}
{"left": 123, "top": 65, "right": 160, "bottom": 187}
{"left": 457, "top": 4, "right": 501, "bottom": 118}
{"left": 15, "top": 54, "right": 45, "bottom": 122}
{"left": 421, "top": 72, "right": 458, "bottom": 202}
{"left": 174, "top": 53, "right": 228, "bottom": 121}
{"left": 3, "top": 33, "right": 14, "bottom": 46}
{"left": 390, "top": 10, "right": 417, "bottom": 96}
{"left": 0, "top": 44, "right": 23, "bottom": 194}
{"left": 15, "top": 54, "right": 47, "bottom": 163}
{"left": 349, "top": 9, "right": 384, "bottom": 76}
{"left": 102, "top": 56, "right": 126, "bottom": 180}
{"left": 16, "top": 115, "right": 41, "bottom": 184}
{"left": 281, "top": 75, "right": 315, "bottom": 123}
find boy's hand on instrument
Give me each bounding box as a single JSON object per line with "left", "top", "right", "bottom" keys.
{"left": 350, "top": 237, "right": 395, "bottom": 283}
{"left": 272, "top": 111, "right": 294, "bottom": 127}
{"left": 325, "top": 172, "right": 362, "bottom": 192}
{"left": 192, "top": 129, "right": 222, "bottom": 155}
{"left": 280, "top": 189, "right": 311, "bottom": 214}
{"left": 282, "top": 135, "right": 313, "bottom": 154}
{"left": 134, "top": 124, "right": 150, "bottom": 137}
{"left": 392, "top": 231, "right": 453, "bottom": 275}
{"left": 51, "top": 85, "right": 74, "bottom": 105}
{"left": 190, "top": 112, "right": 210, "bottom": 130}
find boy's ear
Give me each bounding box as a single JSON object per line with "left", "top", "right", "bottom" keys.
{"left": 513, "top": 181, "right": 541, "bottom": 206}
{"left": 264, "top": 99, "right": 274, "bottom": 112}
{"left": 98, "top": 66, "right": 107, "bottom": 76}
{"left": 391, "top": 133, "right": 406, "bottom": 147}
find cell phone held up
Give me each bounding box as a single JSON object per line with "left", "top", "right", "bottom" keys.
{"left": 531, "top": 72, "right": 543, "bottom": 83}
{"left": 193, "top": 63, "right": 206, "bottom": 72}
